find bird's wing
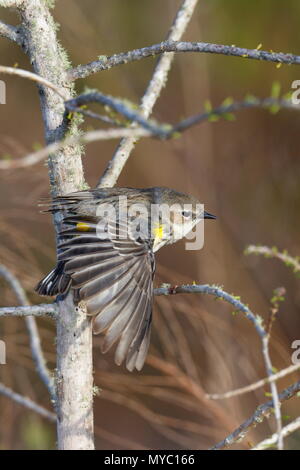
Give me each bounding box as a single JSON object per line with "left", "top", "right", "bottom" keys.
{"left": 57, "top": 210, "right": 155, "bottom": 372}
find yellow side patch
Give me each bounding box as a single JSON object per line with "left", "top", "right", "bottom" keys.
{"left": 76, "top": 222, "right": 90, "bottom": 232}
{"left": 153, "top": 223, "right": 164, "bottom": 240}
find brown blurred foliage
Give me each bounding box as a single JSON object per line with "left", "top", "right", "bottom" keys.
{"left": 0, "top": 0, "right": 300, "bottom": 450}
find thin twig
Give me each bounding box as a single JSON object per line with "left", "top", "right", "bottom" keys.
{"left": 211, "top": 380, "right": 300, "bottom": 450}
{"left": 262, "top": 335, "right": 283, "bottom": 449}
{"left": 172, "top": 97, "right": 299, "bottom": 133}
{"left": 0, "top": 65, "right": 68, "bottom": 99}
{"left": 0, "top": 1, "right": 25, "bottom": 8}
{"left": 206, "top": 362, "right": 300, "bottom": 400}
{"left": 155, "top": 283, "right": 284, "bottom": 449}
{"left": 245, "top": 245, "right": 300, "bottom": 274}
{"left": 0, "top": 304, "right": 57, "bottom": 318}
{"left": 97, "top": 0, "right": 199, "bottom": 188}
{"left": 65, "top": 92, "right": 169, "bottom": 137}
{"left": 0, "top": 265, "right": 56, "bottom": 403}
{"left": 253, "top": 417, "right": 300, "bottom": 450}
{"left": 0, "top": 383, "right": 56, "bottom": 422}
{"left": 2, "top": 94, "right": 296, "bottom": 171}
{"left": 67, "top": 93, "right": 299, "bottom": 138}
{"left": 68, "top": 40, "right": 300, "bottom": 80}
{"left": 0, "top": 128, "right": 151, "bottom": 170}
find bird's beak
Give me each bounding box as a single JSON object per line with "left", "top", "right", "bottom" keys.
{"left": 204, "top": 211, "right": 217, "bottom": 220}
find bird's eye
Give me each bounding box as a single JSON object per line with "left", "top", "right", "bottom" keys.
{"left": 181, "top": 210, "right": 193, "bottom": 219}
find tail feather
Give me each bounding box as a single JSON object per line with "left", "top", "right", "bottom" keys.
{"left": 35, "top": 261, "right": 71, "bottom": 296}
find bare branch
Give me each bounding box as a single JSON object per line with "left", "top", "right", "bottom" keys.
{"left": 0, "top": 20, "right": 23, "bottom": 45}
{"left": 207, "top": 363, "right": 300, "bottom": 400}
{"left": 0, "top": 127, "right": 151, "bottom": 170}
{"left": 68, "top": 93, "right": 299, "bottom": 136}
{"left": 155, "top": 283, "right": 284, "bottom": 448}
{"left": 69, "top": 40, "right": 300, "bottom": 81}
{"left": 261, "top": 335, "right": 283, "bottom": 449}
{"left": 245, "top": 244, "right": 300, "bottom": 274}
{"left": 65, "top": 92, "right": 169, "bottom": 137}
{"left": 0, "top": 264, "right": 56, "bottom": 403}
{"left": 97, "top": 0, "right": 199, "bottom": 188}
{"left": 253, "top": 417, "right": 300, "bottom": 450}
{"left": 211, "top": 380, "right": 300, "bottom": 450}
{"left": 0, "top": 303, "right": 57, "bottom": 318}
{"left": 2, "top": 0, "right": 93, "bottom": 448}
{"left": 67, "top": 93, "right": 298, "bottom": 137}
{"left": 0, "top": 1, "right": 25, "bottom": 7}
{"left": 3, "top": 93, "right": 295, "bottom": 171}
{"left": 0, "top": 383, "right": 56, "bottom": 422}
{"left": 171, "top": 97, "right": 299, "bottom": 133}
{"left": 0, "top": 65, "right": 68, "bottom": 99}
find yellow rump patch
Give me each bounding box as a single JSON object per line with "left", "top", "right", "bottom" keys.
{"left": 76, "top": 222, "right": 90, "bottom": 232}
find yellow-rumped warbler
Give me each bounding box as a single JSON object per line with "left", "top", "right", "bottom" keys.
{"left": 36, "top": 187, "right": 216, "bottom": 371}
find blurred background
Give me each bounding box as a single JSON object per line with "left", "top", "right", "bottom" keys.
{"left": 0, "top": 0, "right": 300, "bottom": 450}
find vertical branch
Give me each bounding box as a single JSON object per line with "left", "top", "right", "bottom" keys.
{"left": 262, "top": 336, "right": 283, "bottom": 449}
{"left": 56, "top": 299, "right": 94, "bottom": 449}
{"left": 14, "top": 0, "right": 94, "bottom": 449}
{"left": 98, "top": 0, "right": 199, "bottom": 188}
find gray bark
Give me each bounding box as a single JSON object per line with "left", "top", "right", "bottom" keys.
{"left": 8, "top": 0, "right": 94, "bottom": 449}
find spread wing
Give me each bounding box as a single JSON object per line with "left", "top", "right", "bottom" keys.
{"left": 57, "top": 206, "right": 155, "bottom": 372}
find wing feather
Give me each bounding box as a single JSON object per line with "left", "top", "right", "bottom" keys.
{"left": 41, "top": 196, "right": 156, "bottom": 370}
{"left": 101, "top": 268, "right": 149, "bottom": 354}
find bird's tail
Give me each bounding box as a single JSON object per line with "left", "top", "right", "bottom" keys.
{"left": 35, "top": 261, "right": 71, "bottom": 296}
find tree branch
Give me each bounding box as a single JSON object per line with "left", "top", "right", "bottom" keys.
{"left": 0, "top": 65, "right": 68, "bottom": 99}
{"left": 2, "top": 93, "right": 296, "bottom": 171}
{"left": 245, "top": 244, "right": 300, "bottom": 274}
{"left": 97, "top": 0, "right": 199, "bottom": 188}
{"left": 0, "top": 303, "right": 57, "bottom": 318}
{"left": 207, "top": 362, "right": 300, "bottom": 400}
{"left": 262, "top": 334, "right": 283, "bottom": 449}
{"left": 0, "top": 1, "right": 25, "bottom": 7}
{"left": 66, "top": 93, "right": 299, "bottom": 137}
{"left": 1, "top": 278, "right": 290, "bottom": 448}
{"left": 171, "top": 97, "right": 299, "bottom": 133}
{"left": 65, "top": 92, "right": 169, "bottom": 137}
{"left": 0, "top": 20, "right": 23, "bottom": 45}
{"left": 68, "top": 40, "right": 300, "bottom": 80}
{"left": 211, "top": 380, "right": 300, "bottom": 450}
{"left": 0, "top": 383, "right": 56, "bottom": 422}
{"left": 1, "top": 0, "right": 297, "bottom": 450}
{"left": 253, "top": 417, "right": 300, "bottom": 450}
{"left": 0, "top": 127, "right": 152, "bottom": 170}
{"left": 0, "top": 265, "right": 56, "bottom": 404}
{"left": 155, "top": 283, "right": 284, "bottom": 448}
{"left": 1, "top": 0, "right": 94, "bottom": 449}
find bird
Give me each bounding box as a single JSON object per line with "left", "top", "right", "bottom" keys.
{"left": 35, "top": 186, "right": 216, "bottom": 371}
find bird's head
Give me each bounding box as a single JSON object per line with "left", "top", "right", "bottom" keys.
{"left": 148, "top": 187, "right": 216, "bottom": 250}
